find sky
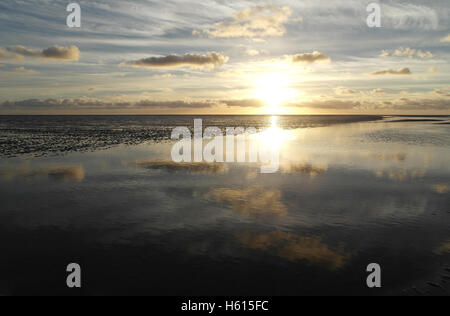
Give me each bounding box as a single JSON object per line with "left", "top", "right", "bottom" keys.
{"left": 0, "top": 0, "right": 449, "bottom": 115}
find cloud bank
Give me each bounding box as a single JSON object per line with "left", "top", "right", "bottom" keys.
{"left": 2, "top": 95, "right": 450, "bottom": 112}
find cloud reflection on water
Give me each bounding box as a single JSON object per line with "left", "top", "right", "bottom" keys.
{"left": 281, "top": 163, "right": 328, "bottom": 178}
{"left": 130, "top": 160, "right": 229, "bottom": 175}
{"left": 375, "top": 169, "right": 427, "bottom": 182}
{"left": 205, "top": 187, "right": 288, "bottom": 218}
{"left": 236, "top": 230, "right": 348, "bottom": 270}
{"left": 432, "top": 184, "right": 450, "bottom": 194}
{"left": 0, "top": 165, "right": 85, "bottom": 182}
{"left": 435, "top": 241, "right": 450, "bottom": 255}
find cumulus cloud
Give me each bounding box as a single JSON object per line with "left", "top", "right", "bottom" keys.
{"left": 440, "top": 34, "right": 450, "bottom": 43}
{"left": 120, "top": 52, "right": 228, "bottom": 69}
{"left": 434, "top": 89, "right": 450, "bottom": 97}
{"left": 14, "top": 67, "right": 39, "bottom": 75}
{"left": 370, "top": 68, "right": 412, "bottom": 76}
{"left": 246, "top": 49, "right": 261, "bottom": 56}
{"left": 371, "top": 88, "right": 386, "bottom": 94}
{"left": 335, "top": 87, "right": 357, "bottom": 95}
{"left": 290, "top": 51, "right": 331, "bottom": 64}
{"left": 0, "top": 49, "right": 24, "bottom": 62}
{"left": 381, "top": 47, "right": 433, "bottom": 59}
{"left": 203, "top": 5, "right": 292, "bottom": 38}
{"left": 428, "top": 66, "right": 439, "bottom": 74}
{"left": 6, "top": 45, "right": 80, "bottom": 61}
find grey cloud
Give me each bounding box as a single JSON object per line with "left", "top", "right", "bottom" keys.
{"left": 291, "top": 52, "right": 330, "bottom": 64}
{"left": 221, "top": 99, "right": 266, "bottom": 108}
{"left": 2, "top": 96, "right": 450, "bottom": 112}
{"left": 0, "top": 98, "right": 217, "bottom": 111}
{"left": 6, "top": 45, "right": 80, "bottom": 61}
{"left": 370, "top": 68, "right": 412, "bottom": 76}
{"left": 121, "top": 52, "right": 228, "bottom": 69}
{"left": 290, "top": 100, "right": 362, "bottom": 110}
{"left": 135, "top": 100, "right": 216, "bottom": 108}
{"left": 0, "top": 99, "right": 129, "bottom": 110}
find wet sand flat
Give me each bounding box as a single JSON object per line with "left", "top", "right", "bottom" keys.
{"left": 0, "top": 115, "right": 449, "bottom": 296}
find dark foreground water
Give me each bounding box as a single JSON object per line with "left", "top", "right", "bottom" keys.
{"left": 0, "top": 115, "right": 449, "bottom": 296}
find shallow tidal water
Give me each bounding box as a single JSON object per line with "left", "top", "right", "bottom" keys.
{"left": 0, "top": 115, "right": 449, "bottom": 296}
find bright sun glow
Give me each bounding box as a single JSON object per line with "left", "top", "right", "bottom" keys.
{"left": 253, "top": 73, "right": 298, "bottom": 115}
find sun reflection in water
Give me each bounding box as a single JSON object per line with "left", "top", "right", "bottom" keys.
{"left": 255, "top": 116, "right": 292, "bottom": 155}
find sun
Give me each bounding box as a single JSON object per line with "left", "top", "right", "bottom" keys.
{"left": 253, "top": 73, "right": 297, "bottom": 115}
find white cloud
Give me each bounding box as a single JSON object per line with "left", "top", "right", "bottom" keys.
{"left": 203, "top": 5, "right": 292, "bottom": 38}
{"left": 335, "top": 87, "right": 357, "bottom": 95}
{"left": 14, "top": 67, "right": 39, "bottom": 75}
{"left": 380, "top": 47, "right": 433, "bottom": 59}
{"left": 246, "top": 49, "right": 260, "bottom": 57}
{"left": 440, "top": 34, "right": 450, "bottom": 43}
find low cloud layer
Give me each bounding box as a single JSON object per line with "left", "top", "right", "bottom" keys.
{"left": 221, "top": 99, "right": 266, "bottom": 108}
{"left": 121, "top": 52, "right": 228, "bottom": 69}
{"left": 290, "top": 52, "right": 331, "bottom": 64}
{"left": 203, "top": 5, "right": 292, "bottom": 38}
{"left": 5, "top": 45, "right": 80, "bottom": 61}
{"left": 0, "top": 98, "right": 218, "bottom": 110}
{"left": 290, "top": 97, "right": 450, "bottom": 111}
{"left": 370, "top": 68, "right": 412, "bottom": 76}
{"left": 2, "top": 95, "right": 450, "bottom": 112}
